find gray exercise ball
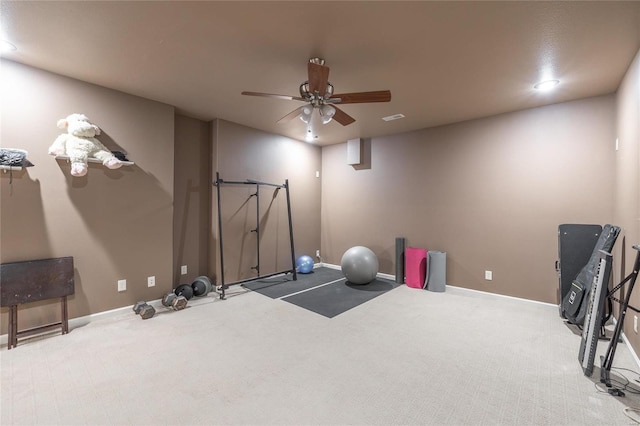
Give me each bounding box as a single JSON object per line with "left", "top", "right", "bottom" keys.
{"left": 341, "top": 246, "right": 379, "bottom": 285}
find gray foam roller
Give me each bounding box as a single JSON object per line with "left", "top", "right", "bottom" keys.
{"left": 426, "top": 251, "right": 446, "bottom": 292}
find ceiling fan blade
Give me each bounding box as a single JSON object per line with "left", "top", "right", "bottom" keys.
{"left": 332, "top": 106, "right": 356, "bottom": 126}
{"left": 308, "top": 62, "right": 330, "bottom": 96}
{"left": 329, "top": 90, "right": 391, "bottom": 104}
{"left": 242, "top": 91, "right": 305, "bottom": 101}
{"left": 277, "top": 107, "right": 303, "bottom": 123}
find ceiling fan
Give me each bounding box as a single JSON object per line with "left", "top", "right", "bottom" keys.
{"left": 241, "top": 58, "right": 391, "bottom": 126}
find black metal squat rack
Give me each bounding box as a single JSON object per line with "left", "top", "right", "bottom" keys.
{"left": 213, "top": 172, "right": 297, "bottom": 299}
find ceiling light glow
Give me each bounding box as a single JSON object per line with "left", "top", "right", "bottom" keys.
{"left": 533, "top": 79, "right": 560, "bottom": 91}
{"left": 1, "top": 40, "right": 16, "bottom": 53}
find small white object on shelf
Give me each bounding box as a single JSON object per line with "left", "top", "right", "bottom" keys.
{"left": 55, "top": 155, "right": 134, "bottom": 166}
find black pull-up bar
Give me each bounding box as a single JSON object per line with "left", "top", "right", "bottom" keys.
{"left": 247, "top": 179, "right": 286, "bottom": 188}
{"left": 217, "top": 177, "right": 286, "bottom": 188}
{"left": 213, "top": 172, "right": 297, "bottom": 299}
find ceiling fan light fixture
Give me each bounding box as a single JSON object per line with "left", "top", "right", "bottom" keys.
{"left": 300, "top": 105, "right": 313, "bottom": 124}
{"left": 323, "top": 83, "right": 334, "bottom": 100}
{"left": 242, "top": 58, "right": 391, "bottom": 130}
{"left": 319, "top": 104, "right": 336, "bottom": 124}
{"left": 300, "top": 81, "right": 311, "bottom": 100}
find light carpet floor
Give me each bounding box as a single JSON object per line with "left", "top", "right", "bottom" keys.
{"left": 2, "top": 283, "right": 640, "bottom": 425}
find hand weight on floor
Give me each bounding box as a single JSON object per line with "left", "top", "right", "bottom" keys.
{"left": 161, "top": 292, "right": 188, "bottom": 310}
{"left": 174, "top": 284, "right": 194, "bottom": 300}
{"left": 191, "top": 276, "right": 213, "bottom": 297}
{"left": 132, "top": 301, "right": 155, "bottom": 319}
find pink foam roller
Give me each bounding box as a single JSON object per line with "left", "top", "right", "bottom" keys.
{"left": 405, "top": 247, "right": 427, "bottom": 289}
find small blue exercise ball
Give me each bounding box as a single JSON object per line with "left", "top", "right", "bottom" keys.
{"left": 296, "top": 255, "right": 314, "bottom": 274}
{"left": 341, "top": 246, "right": 379, "bottom": 284}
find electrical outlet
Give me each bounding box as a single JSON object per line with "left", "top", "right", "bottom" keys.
{"left": 484, "top": 271, "right": 493, "bottom": 281}
{"left": 315, "top": 171, "right": 320, "bottom": 178}
{"left": 181, "top": 265, "right": 187, "bottom": 275}
{"left": 634, "top": 316, "right": 638, "bottom": 333}
{"left": 148, "top": 276, "right": 156, "bottom": 287}
{"left": 117, "top": 279, "right": 126, "bottom": 292}
{"left": 316, "top": 249, "right": 320, "bottom": 257}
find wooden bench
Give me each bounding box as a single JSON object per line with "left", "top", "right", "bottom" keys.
{"left": 1, "top": 257, "right": 74, "bottom": 349}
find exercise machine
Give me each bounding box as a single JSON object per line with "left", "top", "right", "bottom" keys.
{"left": 561, "top": 224, "right": 620, "bottom": 325}
{"left": 578, "top": 250, "right": 613, "bottom": 376}
{"left": 557, "top": 224, "right": 602, "bottom": 316}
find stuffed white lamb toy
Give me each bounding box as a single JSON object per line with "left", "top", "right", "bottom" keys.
{"left": 48, "top": 113, "right": 122, "bottom": 177}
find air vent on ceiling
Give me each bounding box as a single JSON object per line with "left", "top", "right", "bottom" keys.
{"left": 382, "top": 113, "right": 405, "bottom": 122}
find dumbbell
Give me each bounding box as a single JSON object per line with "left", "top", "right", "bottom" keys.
{"left": 175, "top": 284, "right": 194, "bottom": 300}
{"left": 161, "top": 292, "right": 188, "bottom": 310}
{"left": 132, "top": 301, "right": 155, "bottom": 319}
{"left": 191, "top": 276, "right": 213, "bottom": 297}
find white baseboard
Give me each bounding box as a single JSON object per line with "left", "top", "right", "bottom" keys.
{"left": 0, "top": 298, "right": 162, "bottom": 347}
{"left": 621, "top": 332, "right": 640, "bottom": 370}
{"left": 446, "top": 284, "right": 557, "bottom": 308}
{"left": 318, "top": 262, "right": 395, "bottom": 281}
{"left": 320, "top": 262, "right": 640, "bottom": 367}
{"left": 323, "top": 262, "right": 553, "bottom": 307}
{"left": 318, "top": 262, "right": 338, "bottom": 270}
{"left": 612, "top": 316, "right": 640, "bottom": 370}
{"left": 4, "top": 265, "right": 640, "bottom": 370}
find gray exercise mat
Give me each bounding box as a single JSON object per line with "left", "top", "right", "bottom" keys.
{"left": 282, "top": 277, "right": 401, "bottom": 318}
{"left": 242, "top": 267, "right": 344, "bottom": 299}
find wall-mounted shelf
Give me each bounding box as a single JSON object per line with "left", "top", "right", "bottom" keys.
{"left": 55, "top": 155, "right": 134, "bottom": 166}
{"left": 1, "top": 165, "right": 23, "bottom": 172}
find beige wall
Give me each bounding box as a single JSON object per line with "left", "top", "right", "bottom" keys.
{"left": 174, "top": 117, "right": 323, "bottom": 288}
{"left": 614, "top": 48, "right": 640, "bottom": 352}
{"left": 1, "top": 50, "right": 637, "bottom": 353}
{"left": 321, "top": 95, "right": 616, "bottom": 304}
{"left": 0, "top": 60, "right": 321, "bottom": 337}
{"left": 0, "top": 60, "right": 175, "bottom": 333}
{"left": 212, "top": 120, "right": 322, "bottom": 284}
{"left": 173, "top": 115, "right": 212, "bottom": 285}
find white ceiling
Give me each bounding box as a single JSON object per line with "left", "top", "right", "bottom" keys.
{"left": 2, "top": 1, "right": 639, "bottom": 146}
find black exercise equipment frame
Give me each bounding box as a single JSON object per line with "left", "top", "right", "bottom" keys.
{"left": 600, "top": 244, "right": 640, "bottom": 393}
{"left": 214, "top": 172, "right": 297, "bottom": 299}
{"left": 579, "top": 250, "right": 613, "bottom": 377}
